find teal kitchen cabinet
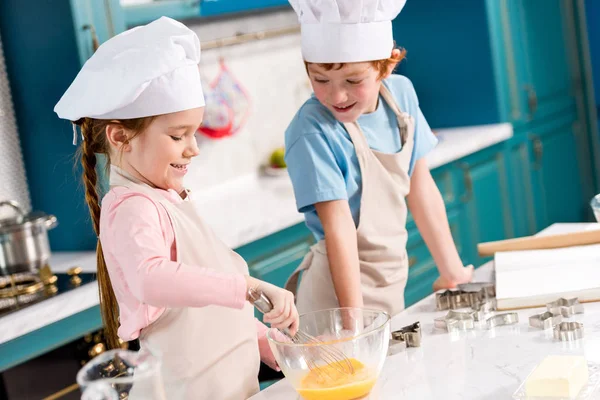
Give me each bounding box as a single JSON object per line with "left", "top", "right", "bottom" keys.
{"left": 454, "top": 144, "right": 514, "bottom": 267}
{"left": 235, "top": 223, "right": 314, "bottom": 322}
{"left": 200, "top": 0, "right": 289, "bottom": 18}
{"left": 503, "top": 0, "right": 576, "bottom": 125}
{"left": 70, "top": 0, "right": 126, "bottom": 66}
{"left": 404, "top": 207, "right": 466, "bottom": 307}
{"left": 121, "top": 0, "right": 290, "bottom": 28}
{"left": 505, "top": 135, "right": 538, "bottom": 238}
{"left": 122, "top": 0, "right": 201, "bottom": 27}
{"left": 528, "top": 112, "right": 587, "bottom": 228}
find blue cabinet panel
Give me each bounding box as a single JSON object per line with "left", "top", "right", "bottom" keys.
{"left": 393, "top": 0, "right": 500, "bottom": 129}
{"left": 529, "top": 113, "right": 586, "bottom": 227}
{"left": 200, "top": 0, "right": 289, "bottom": 17}
{"left": 123, "top": 0, "right": 201, "bottom": 27}
{"left": 457, "top": 145, "right": 514, "bottom": 266}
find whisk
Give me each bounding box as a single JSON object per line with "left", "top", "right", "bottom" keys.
{"left": 248, "top": 287, "right": 355, "bottom": 381}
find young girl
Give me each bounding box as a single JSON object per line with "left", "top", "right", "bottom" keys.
{"left": 284, "top": 0, "right": 473, "bottom": 317}
{"left": 54, "top": 17, "right": 298, "bottom": 400}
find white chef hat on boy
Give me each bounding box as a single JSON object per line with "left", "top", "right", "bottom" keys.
{"left": 289, "top": 0, "right": 407, "bottom": 63}
{"left": 54, "top": 17, "right": 205, "bottom": 133}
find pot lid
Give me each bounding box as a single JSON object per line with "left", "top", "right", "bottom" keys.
{"left": 0, "top": 201, "right": 57, "bottom": 232}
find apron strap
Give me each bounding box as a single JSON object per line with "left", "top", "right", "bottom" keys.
{"left": 379, "top": 84, "right": 409, "bottom": 146}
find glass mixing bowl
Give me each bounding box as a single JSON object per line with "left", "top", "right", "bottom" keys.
{"left": 267, "top": 308, "right": 390, "bottom": 400}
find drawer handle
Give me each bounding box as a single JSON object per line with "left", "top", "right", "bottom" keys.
{"left": 531, "top": 135, "right": 544, "bottom": 170}
{"left": 82, "top": 24, "right": 100, "bottom": 52}
{"left": 409, "top": 256, "right": 417, "bottom": 268}
{"left": 458, "top": 163, "right": 473, "bottom": 203}
{"left": 525, "top": 84, "right": 538, "bottom": 118}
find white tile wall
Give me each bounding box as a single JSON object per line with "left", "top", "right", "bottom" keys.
{"left": 182, "top": 10, "right": 313, "bottom": 191}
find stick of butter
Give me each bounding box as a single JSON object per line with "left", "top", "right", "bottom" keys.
{"left": 525, "top": 355, "right": 589, "bottom": 398}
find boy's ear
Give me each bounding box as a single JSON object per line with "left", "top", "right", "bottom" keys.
{"left": 382, "top": 49, "right": 402, "bottom": 79}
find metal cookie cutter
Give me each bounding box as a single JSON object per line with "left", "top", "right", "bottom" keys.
{"left": 434, "top": 310, "right": 475, "bottom": 332}
{"left": 486, "top": 312, "right": 519, "bottom": 329}
{"left": 391, "top": 322, "right": 422, "bottom": 347}
{"left": 529, "top": 311, "right": 562, "bottom": 330}
{"left": 458, "top": 282, "right": 496, "bottom": 304}
{"left": 546, "top": 297, "right": 584, "bottom": 317}
{"left": 435, "top": 289, "right": 470, "bottom": 311}
{"left": 553, "top": 321, "right": 584, "bottom": 341}
{"left": 470, "top": 299, "right": 497, "bottom": 322}
{"left": 388, "top": 322, "right": 421, "bottom": 356}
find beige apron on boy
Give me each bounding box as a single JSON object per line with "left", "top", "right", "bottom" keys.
{"left": 110, "top": 167, "right": 260, "bottom": 400}
{"left": 285, "top": 85, "right": 415, "bottom": 317}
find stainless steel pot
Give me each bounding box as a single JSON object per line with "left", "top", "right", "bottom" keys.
{"left": 0, "top": 200, "right": 58, "bottom": 276}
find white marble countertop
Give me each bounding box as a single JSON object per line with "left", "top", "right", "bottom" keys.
{"left": 251, "top": 223, "right": 600, "bottom": 400}
{"left": 0, "top": 122, "right": 513, "bottom": 347}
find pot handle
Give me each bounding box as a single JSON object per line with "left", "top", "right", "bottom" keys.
{"left": 45, "top": 215, "right": 58, "bottom": 230}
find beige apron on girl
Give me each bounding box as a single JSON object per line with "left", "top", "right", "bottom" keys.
{"left": 109, "top": 167, "right": 260, "bottom": 400}
{"left": 285, "top": 85, "right": 415, "bottom": 317}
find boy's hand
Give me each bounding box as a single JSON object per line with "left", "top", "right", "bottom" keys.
{"left": 432, "top": 265, "right": 474, "bottom": 291}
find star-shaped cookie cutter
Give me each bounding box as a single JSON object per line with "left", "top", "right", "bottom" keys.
{"left": 546, "top": 297, "right": 584, "bottom": 317}
{"left": 529, "top": 311, "right": 562, "bottom": 330}
{"left": 434, "top": 310, "right": 475, "bottom": 332}
{"left": 553, "top": 321, "right": 584, "bottom": 341}
{"left": 486, "top": 312, "right": 519, "bottom": 329}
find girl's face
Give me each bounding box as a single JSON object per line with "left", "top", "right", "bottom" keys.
{"left": 110, "top": 107, "right": 204, "bottom": 194}
{"left": 307, "top": 62, "right": 383, "bottom": 123}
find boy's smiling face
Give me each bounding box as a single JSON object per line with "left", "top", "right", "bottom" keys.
{"left": 307, "top": 62, "right": 384, "bottom": 123}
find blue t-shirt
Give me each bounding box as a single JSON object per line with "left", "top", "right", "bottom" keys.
{"left": 284, "top": 75, "right": 438, "bottom": 241}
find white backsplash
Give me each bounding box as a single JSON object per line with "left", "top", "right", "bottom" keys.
{"left": 183, "top": 10, "right": 312, "bottom": 191}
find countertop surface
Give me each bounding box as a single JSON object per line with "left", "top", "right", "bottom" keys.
{"left": 250, "top": 223, "right": 600, "bottom": 400}
{"left": 0, "top": 123, "right": 513, "bottom": 346}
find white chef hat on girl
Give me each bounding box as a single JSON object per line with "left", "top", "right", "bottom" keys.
{"left": 289, "top": 0, "right": 407, "bottom": 63}
{"left": 54, "top": 17, "right": 205, "bottom": 126}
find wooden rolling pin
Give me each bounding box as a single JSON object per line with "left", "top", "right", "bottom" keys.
{"left": 477, "top": 229, "right": 600, "bottom": 256}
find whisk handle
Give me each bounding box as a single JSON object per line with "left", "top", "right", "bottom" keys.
{"left": 248, "top": 287, "right": 294, "bottom": 338}
{"left": 248, "top": 287, "right": 274, "bottom": 314}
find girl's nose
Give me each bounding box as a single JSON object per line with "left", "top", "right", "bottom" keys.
{"left": 184, "top": 136, "right": 200, "bottom": 157}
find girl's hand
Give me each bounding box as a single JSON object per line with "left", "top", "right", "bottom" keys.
{"left": 432, "top": 265, "right": 474, "bottom": 292}
{"left": 246, "top": 277, "right": 299, "bottom": 336}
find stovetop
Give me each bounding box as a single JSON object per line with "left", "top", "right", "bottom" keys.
{"left": 0, "top": 266, "right": 96, "bottom": 318}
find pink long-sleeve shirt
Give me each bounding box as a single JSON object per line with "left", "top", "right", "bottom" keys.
{"left": 98, "top": 185, "right": 277, "bottom": 368}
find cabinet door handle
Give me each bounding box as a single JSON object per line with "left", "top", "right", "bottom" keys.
{"left": 525, "top": 85, "right": 538, "bottom": 117}
{"left": 82, "top": 24, "right": 100, "bottom": 52}
{"left": 531, "top": 135, "right": 544, "bottom": 170}
{"left": 458, "top": 163, "right": 473, "bottom": 203}
{"left": 409, "top": 256, "right": 417, "bottom": 268}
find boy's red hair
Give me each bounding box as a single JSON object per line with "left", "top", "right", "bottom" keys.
{"left": 305, "top": 47, "right": 407, "bottom": 80}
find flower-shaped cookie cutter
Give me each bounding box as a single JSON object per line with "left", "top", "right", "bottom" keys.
{"left": 553, "top": 321, "right": 584, "bottom": 341}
